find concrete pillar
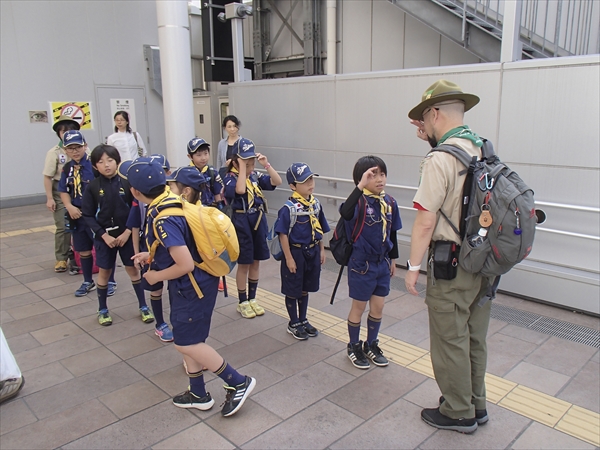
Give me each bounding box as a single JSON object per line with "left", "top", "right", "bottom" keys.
{"left": 500, "top": 0, "right": 523, "bottom": 62}
{"left": 156, "top": 0, "right": 195, "bottom": 168}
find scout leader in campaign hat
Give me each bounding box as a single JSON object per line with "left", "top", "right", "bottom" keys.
{"left": 53, "top": 115, "right": 81, "bottom": 132}
{"left": 408, "top": 79, "right": 480, "bottom": 120}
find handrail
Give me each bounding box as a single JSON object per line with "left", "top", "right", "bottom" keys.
{"left": 264, "top": 170, "right": 600, "bottom": 240}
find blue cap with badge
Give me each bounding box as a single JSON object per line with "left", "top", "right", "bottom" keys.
{"left": 62, "top": 130, "right": 86, "bottom": 147}
{"left": 149, "top": 153, "right": 170, "bottom": 171}
{"left": 187, "top": 138, "right": 210, "bottom": 154}
{"left": 166, "top": 166, "right": 208, "bottom": 190}
{"left": 233, "top": 138, "right": 257, "bottom": 160}
{"left": 286, "top": 162, "right": 318, "bottom": 184}
{"left": 118, "top": 157, "right": 166, "bottom": 193}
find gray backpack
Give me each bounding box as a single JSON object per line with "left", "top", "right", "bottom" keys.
{"left": 433, "top": 140, "right": 536, "bottom": 280}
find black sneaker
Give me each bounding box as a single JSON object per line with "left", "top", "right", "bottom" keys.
{"left": 364, "top": 339, "right": 389, "bottom": 367}
{"left": 287, "top": 322, "right": 309, "bottom": 340}
{"left": 172, "top": 390, "right": 214, "bottom": 410}
{"left": 439, "top": 395, "right": 489, "bottom": 425}
{"left": 347, "top": 341, "right": 370, "bottom": 369}
{"left": 300, "top": 319, "right": 318, "bottom": 337}
{"left": 221, "top": 376, "right": 256, "bottom": 417}
{"left": 421, "top": 407, "right": 478, "bottom": 434}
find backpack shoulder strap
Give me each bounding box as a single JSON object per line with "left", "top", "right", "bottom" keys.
{"left": 350, "top": 196, "right": 367, "bottom": 242}
{"left": 431, "top": 144, "right": 474, "bottom": 171}
{"left": 284, "top": 199, "right": 298, "bottom": 233}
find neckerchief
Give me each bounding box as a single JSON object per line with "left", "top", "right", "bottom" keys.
{"left": 363, "top": 188, "right": 388, "bottom": 241}
{"left": 72, "top": 165, "right": 82, "bottom": 199}
{"left": 230, "top": 167, "right": 264, "bottom": 210}
{"left": 437, "top": 125, "right": 483, "bottom": 147}
{"left": 291, "top": 191, "right": 322, "bottom": 241}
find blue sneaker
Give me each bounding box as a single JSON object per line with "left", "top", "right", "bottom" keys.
{"left": 107, "top": 281, "right": 117, "bottom": 297}
{"left": 75, "top": 281, "right": 96, "bottom": 297}
{"left": 155, "top": 322, "right": 174, "bottom": 342}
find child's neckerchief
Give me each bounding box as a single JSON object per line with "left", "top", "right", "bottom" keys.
{"left": 363, "top": 188, "right": 388, "bottom": 241}
{"left": 291, "top": 191, "right": 322, "bottom": 241}
{"left": 230, "top": 167, "right": 265, "bottom": 210}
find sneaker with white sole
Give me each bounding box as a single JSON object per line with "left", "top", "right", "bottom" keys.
{"left": 107, "top": 281, "right": 117, "bottom": 297}
{"left": 300, "top": 319, "right": 318, "bottom": 337}
{"left": 75, "top": 281, "right": 96, "bottom": 297}
{"left": 221, "top": 376, "right": 256, "bottom": 417}
{"left": 0, "top": 376, "right": 25, "bottom": 404}
{"left": 140, "top": 306, "right": 155, "bottom": 323}
{"left": 347, "top": 341, "right": 370, "bottom": 369}
{"left": 237, "top": 301, "right": 256, "bottom": 319}
{"left": 98, "top": 308, "right": 113, "bottom": 326}
{"left": 248, "top": 299, "right": 264, "bottom": 316}
{"left": 173, "top": 390, "right": 214, "bottom": 410}
{"left": 287, "top": 322, "right": 309, "bottom": 340}
{"left": 155, "top": 322, "right": 174, "bottom": 342}
{"left": 364, "top": 339, "right": 389, "bottom": 366}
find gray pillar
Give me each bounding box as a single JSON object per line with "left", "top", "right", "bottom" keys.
{"left": 500, "top": 0, "right": 523, "bottom": 62}
{"left": 156, "top": 0, "right": 195, "bottom": 168}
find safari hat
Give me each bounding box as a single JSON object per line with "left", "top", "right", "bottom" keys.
{"left": 52, "top": 115, "right": 80, "bottom": 132}
{"left": 408, "top": 79, "right": 480, "bottom": 120}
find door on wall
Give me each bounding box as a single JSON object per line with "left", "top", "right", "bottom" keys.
{"left": 95, "top": 86, "right": 150, "bottom": 153}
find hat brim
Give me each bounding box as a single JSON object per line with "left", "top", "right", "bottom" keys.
{"left": 295, "top": 173, "right": 319, "bottom": 183}
{"left": 238, "top": 153, "right": 257, "bottom": 160}
{"left": 117, "top": 160, "right": 134, "bottom": 180}
{"left": 52, "top": 118, "right": 80, "bottom": 132}
{"left": 408, "top": 93, "right": 480, "bottom": 120}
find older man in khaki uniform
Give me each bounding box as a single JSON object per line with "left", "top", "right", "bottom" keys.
{"left": 405, "top": 80, "right": 491, "bottom": 434}
{"left": 43, "top": 115, "right": 80, "bottom": 272}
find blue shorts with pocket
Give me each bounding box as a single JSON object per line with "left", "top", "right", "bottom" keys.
{"left": 71, "top": 219, "right": 94, "bottom": 252}
{"left": 233, "top": 211, "right": 270, "bottom": 264}
{"left": 348, "top": 252, "right": 392, "bottom": 301}
{"left": 281, "top": 244, "right": 321, "bottom": 298}
{"left": 94, "top": 238, "right": 135, "bottom": 270}
{"left": 169, "top": 278, "right": 218, "bottom": 346}
{"left": 141, "top": 265, "right": 164, "bottom": 292}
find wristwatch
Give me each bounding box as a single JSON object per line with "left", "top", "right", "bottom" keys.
{"left": 407, "top": 260, "right": 421, "bottom": 272}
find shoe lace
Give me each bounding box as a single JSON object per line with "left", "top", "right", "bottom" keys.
{"left": 371, "top": 342, "right": 383, "bottom": 356}
{"left": 220, "top": 385, "right": 235, "bottom": 407}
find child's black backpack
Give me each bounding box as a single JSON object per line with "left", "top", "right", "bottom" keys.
{"left": 328, "top": 197, "right": 367, "bottom": 304}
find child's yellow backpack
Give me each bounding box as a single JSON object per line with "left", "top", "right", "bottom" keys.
{"left": 147, "top": 196, "right": 239, "bottom": 298}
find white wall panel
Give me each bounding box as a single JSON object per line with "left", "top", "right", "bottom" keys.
{"left": 341, "top": 0, "right": 373, "bottom": 73}
{"left": 371, "top": 1, "right": 405, "bottom": 72}
{"left": 439, "top": 36, "right": 481, "bottom": 66}
{"left": 403, "top": 15, "right": 441, "bottom": 69}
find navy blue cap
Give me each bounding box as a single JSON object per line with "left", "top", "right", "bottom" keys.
{"left": 149, "top": 153, "right": 170, "bottom": 171}
{"left": 233, "top": 138, "right": 257, "bottom": 160}
{"left": 187, "top": 138, "right": 210, "bottom": 154}
{"left": 62, "top": 130, "right": 86, "bottom": 146}
{"left": 118, "top": 157, "right": 166, "bottom": 193}
{"left": 166, "top": 167, "right": 208, "bottom": 190}
{"left": 286, "top": 162, "right": 318, "bottom": 184}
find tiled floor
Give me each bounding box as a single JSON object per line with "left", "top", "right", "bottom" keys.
{"left": 1, "top": 204, "right": 599, "bottom": 449}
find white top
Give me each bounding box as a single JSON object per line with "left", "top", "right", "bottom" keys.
{"left": 106, "top": 131, "right": 147, "bottom": 161}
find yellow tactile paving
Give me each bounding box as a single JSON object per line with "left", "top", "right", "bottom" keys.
{"left": 246, "top": 284, "right": 599, "bottom": 445}
{"left": 499, "top": 385, "right": 572, "bottom": 427}
{"left": 0, "top": 225, "right": 55, "bottom": 237}
{"left": 556, "top": 406, "right": 600, "bottom": 447}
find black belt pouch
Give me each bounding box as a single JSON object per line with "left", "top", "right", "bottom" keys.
{"left": 433, "top": 241, "right": 459, "bottom": 280}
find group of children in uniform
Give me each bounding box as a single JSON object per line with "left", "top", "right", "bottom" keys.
{"left": 53, "top": 123, "right": 402, "bottom": 416}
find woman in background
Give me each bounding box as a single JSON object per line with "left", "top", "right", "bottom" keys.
{"left": 107, "top": 111, "right": 147, "bottom": 161}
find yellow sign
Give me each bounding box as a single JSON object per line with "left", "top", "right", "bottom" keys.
{"left": 50, "top": 102, "right": 93, "bottom": 129}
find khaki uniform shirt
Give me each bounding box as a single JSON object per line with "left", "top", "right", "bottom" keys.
{"left": 413, "top": 137, "right": 482, "bottom": 244}
{"left": 42, "top": 144, "right": 70, "bottom": 181}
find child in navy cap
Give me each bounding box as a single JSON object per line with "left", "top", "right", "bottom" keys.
{"left": 275, "top": 163, "right": 330, "bottom": 339}
{"left": 222, "top": 138, "right": 282, "bottom": 319}
{"left": 123, "top": 158, "right": 256, "bottom": 417}
{"left": 81, "top": 144, "right": 154, "bottom": 326}
{"left": 187, "top": 138, "right": 224, "bottom": 208}
{"left": 339, "top": 156, "right": 402, "bottom": 369}
{"left": 167, "top": 166, "right": 209, "bottom": 205}
{"left": 57, "top": 130, "right": 98, "bottom": 297}
{"left": 125, "top": 154, "right": 174, "bottom": 341}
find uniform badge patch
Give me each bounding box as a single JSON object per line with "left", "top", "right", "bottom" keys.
{"left": 59, "top": 154, "right": 67, "bottom": 164}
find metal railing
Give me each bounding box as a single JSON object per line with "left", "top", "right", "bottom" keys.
{"left": 433, "top": 0, "right": 600, "bottom": 57}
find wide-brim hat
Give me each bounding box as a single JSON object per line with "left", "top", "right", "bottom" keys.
{"left": 52, "top": 115, "right": 80, "bottom": 132}
{"left": 408, "top": 79, "right": 480, "bottom": 120}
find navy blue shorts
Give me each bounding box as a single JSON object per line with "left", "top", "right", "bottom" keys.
{"left": 141, "top": 265, "right": 164, "bottom": 292}
{"left": 94, "top": 238, "right": 135, "bottom": 270}
{"left": 71, "top": 219, "right": 94, "bottom": 252}
{"left": 281, "top": 244, "right": 321, "bottom": 298}
{"left": 233, "top": 211, "right": 270, "bottom": 264}
{"left": 348, "top": 254, "right": 392, "bottom": 301}
{"left": 169, "top": 279, "right": 218, "bottom": 346}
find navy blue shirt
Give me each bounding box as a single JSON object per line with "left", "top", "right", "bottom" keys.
{"left": 344, "top": 194, "right": 402, "bottom": 257}
{"left": 223, "top": 171, "right": 276, "bottom": 211}
{"left": 274, "top": 199, "right": 330, "bottom": 245}
{"left": 57, "top": 154, "right": 95, "bottom": 208}
{"left": 196, "top": 165, "right": 223, "bottom": 206}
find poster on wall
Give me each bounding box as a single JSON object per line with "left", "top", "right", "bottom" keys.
{"left": 29, "top": 111, "right": 48, "bottom": 123}
{"left": 109, "top": 99, "right": 137, "bottom": 132}
{"left": 50, "top": 102, "right": 93, "bottom": 129}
